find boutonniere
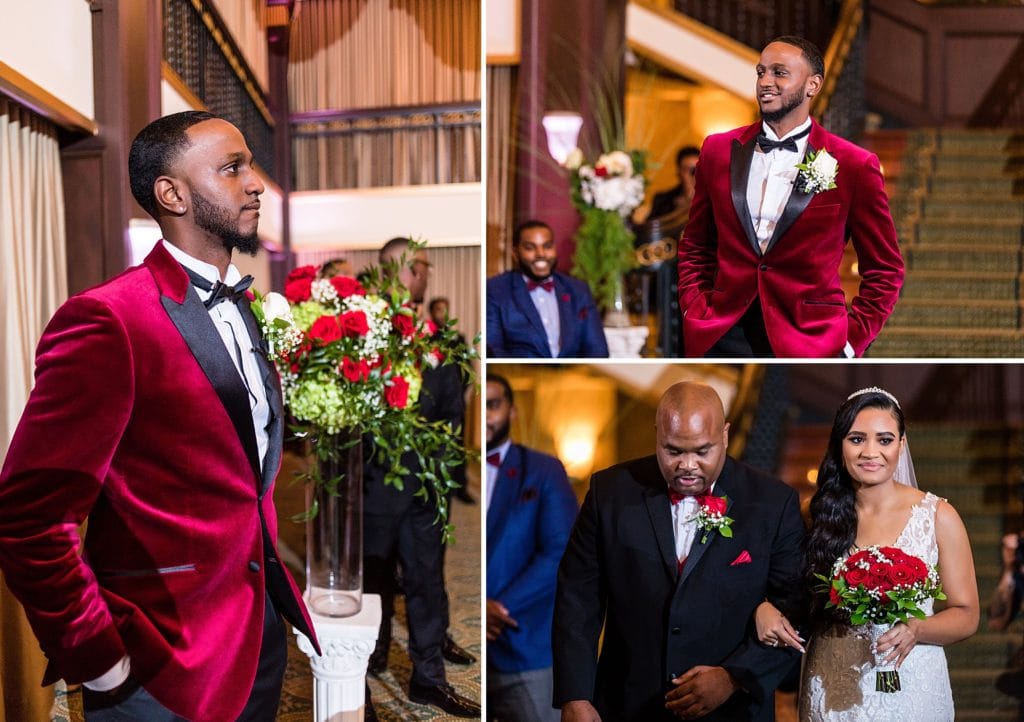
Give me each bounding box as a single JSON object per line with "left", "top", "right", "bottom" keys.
{"left": 795, "top": 149, "right": 838, "bottom": 195}
{"left": 696, "top": 494, "right": 733, "bottom": 544}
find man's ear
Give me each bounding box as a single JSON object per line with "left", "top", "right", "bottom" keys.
{"left": 154, "top": 176, "right": 186, "bottom": 215}
{"left": 806, "top": 74, "right": 823, "bottom": 99}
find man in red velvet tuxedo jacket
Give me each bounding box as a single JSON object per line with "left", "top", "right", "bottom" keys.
{"left": 0, "top": 112, "right": 317, "bottom": 721}
{"left": 678, "top": 36, "right": 904, "bottom": 358}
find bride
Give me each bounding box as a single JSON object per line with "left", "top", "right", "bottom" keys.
{"left": 756, "top": 387, "right": 978, "bottom": 721}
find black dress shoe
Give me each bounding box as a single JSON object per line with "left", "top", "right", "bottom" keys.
{"left": 442, "top": 634, "right": 476, "bottom": 665}
{"left": 408, "top": 681, "right": 481, "bottom": 718}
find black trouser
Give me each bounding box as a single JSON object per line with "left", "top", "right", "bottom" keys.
{"left": 364, "top": 499, "right": 449, "bottom": 687}
{"left": 705, "top": 299, "right": 775, "bottom": 358}
{"left": 83, "top": 590, "right": 287, "bottom": 722}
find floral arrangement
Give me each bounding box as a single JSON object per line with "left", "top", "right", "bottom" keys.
{"left": 694, "top": 494, "right": 733, "bottom": 543}
{"left": 818, "top": 545, "right": 945, "bottom": 626}
{"left": 795, "top": 149, "right": 839, "bottom": 195}
{"left": 564, "top": 147, "right": 648, "bottom": 312}
{"left": 252, "top": 245, "right": 477, "bottom": 539}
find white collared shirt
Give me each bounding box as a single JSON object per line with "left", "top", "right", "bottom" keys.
{"left": 670, "top": 482, "right": 717, "bottom": 562}
{"left": 164, "top": 241, "right": 271, "bottom": 469}
{"left": 485, "top": 439, "right": 512, "bottom": 513}
{"left": 746, "top": 117, "right": 812, "bottom": 254}
{"left": 525, "top": 275, "right": 561, "bottom": 357}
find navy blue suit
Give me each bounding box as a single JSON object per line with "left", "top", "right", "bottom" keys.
{"left": 487, "top": 444, "right": 578, "bottom": 672}
{"left": 486, "top": 271, "right": 608, "bottom": 358}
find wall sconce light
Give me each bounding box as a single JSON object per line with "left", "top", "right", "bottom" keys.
{"left": 542, "top": 111, "right": 583, "bottom": 166}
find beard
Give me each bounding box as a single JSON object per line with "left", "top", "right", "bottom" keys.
{"left": 486, "top": 419, "right": 511, "bottom": 450}
{"left": 760, "top": 84, "right": 808, "bottom": 124}
{"left": 517, "top": 256, "right": 556, "bottom": 283}
{"left": 192, "top": 190, "right": 260, "bottom": 256}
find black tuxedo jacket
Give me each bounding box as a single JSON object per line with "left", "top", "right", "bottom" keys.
{"left": 553, "top": 456, "right": 805, "bottom": 721}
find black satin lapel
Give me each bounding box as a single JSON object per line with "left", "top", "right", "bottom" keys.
{"left": 730, "top": 137, "right": 760, "bottom": 255}
{"left": 764, "top": 142, "right": 817, "bottom": 254}
{"left": 239, "top": 298, "right": 283, "bottom": 494}
{"left": 644, "top": 489, "right": 681, "bottom": 582}
{"left": 680, "top": 521, "right": 716, "bottom": 586}
{"left": 161, "top": 292, "right": 262, "bottom": 481}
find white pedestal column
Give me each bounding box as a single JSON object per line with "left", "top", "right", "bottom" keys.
{"left": 295, "top": 593, "right": 382, "bottom": 722}
{"left": 604, "top": 325, "right": 650, "bottom": 358}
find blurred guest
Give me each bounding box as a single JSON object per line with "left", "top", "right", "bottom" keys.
{"left": 487, "top": 220, "right": 608, "bottom": 358}
{"left": 486, "top": 375, "right": 577, "bottom": 722}
{"left": 320, "top": 257, "right": 354, "bottom": 279}
{"left": 649, "top": 145, "right": 700, "bottom": 222}
{"left": 429, "top": 296, "right": 475, "bottom": 505}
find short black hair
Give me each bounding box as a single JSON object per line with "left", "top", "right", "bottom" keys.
{"left": 676, "top": 146, "right": 700, "bottom": 165}
{"left": 769, "top": 35, "right": 825, "bottom": 78}
{"left": 513, "top": 220, "right": 552, "bottom": 247}
{"left": 488, "top": 373, "right": 514, "bottom": 405}
{"left": 380, "top": 236, "right": 412, "bottom": 264}
{"left": 128, "top": 111, "right": 218, "bottom": 218}
{"left": 429, "top": 297, "right": 449, "bottom": 314}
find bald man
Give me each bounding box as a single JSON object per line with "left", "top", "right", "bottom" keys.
{"left": 552, "top": 383, "right": 805, "bottom": 722}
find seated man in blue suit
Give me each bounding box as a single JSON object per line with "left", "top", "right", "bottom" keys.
{"left": 487, "top": 220, "right": 609, "bottom": 358}
{"left": 485, "top": 374, "right": 578, "bottom": 722}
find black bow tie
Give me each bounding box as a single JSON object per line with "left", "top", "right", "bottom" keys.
{"left": 755, "top": 126, "right": 811, "bottom": 154}
{"left": 183, "top": 267, "right": 254, "bottom": 309}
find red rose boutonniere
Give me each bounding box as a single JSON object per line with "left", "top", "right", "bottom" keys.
{"left": 695, "top": 494, "right": 733, "bottom": 544}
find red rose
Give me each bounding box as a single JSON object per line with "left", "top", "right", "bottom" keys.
{"left": 339, "top": 311, "right": 369, "bottom": 337}
{"left": 829, "top": 586, "right": 841, "bottom": 606}
{"left": 699, "top": 495, "right": 727, "bottom": 516}
{"left": 385, "top": 375, "right": 410, "bottom": 408}
{"left": 307, "top": 315, "right": 342, "bottom": 344}
{"left": 844, "top": 566, "right": 870, "bottom": 587}
{"left": 905, "top": 556, "right": 928, "bottom": 581}
{"left": 341, "top": 356, "right": 370, "bottom": 382}
{"left": 887, "top": 563, "right": 915, "bottom": 585}
{"left": 285, "top": 265, "right": 318, "bottom": 284}
{"left": 392, "top": 313, "right": 416, "bottom": 337}
{"left": 595, "top": 165, "right": 608, "bottom": 177}
{"left": 846, "top": 550, "right": 871, "bottom": 566}
{"left": 871, "top": 576, "right": 893, "bottom": 594}
{"left": 330, "top": 275, "right": 366, "bottom": 298}
{"left": 285, "top": 278, "right": 313, "bottom": 303}
{"left": 869, "top": 562, "right": 889, "bottom": 579}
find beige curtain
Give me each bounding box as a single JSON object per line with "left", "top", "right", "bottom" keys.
{"left": 486, "top": 65, "right": 517, "bottom": 275}
{"left": 295, "top": 245, "right": 481, "bottom": 349}
{"left": 0, "top": 96, "right": 66, "bottom": 722}
{"left": 289, "top": 0, "right": 481, "bottom": 190}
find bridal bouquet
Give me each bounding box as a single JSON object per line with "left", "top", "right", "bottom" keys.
{"left": 251, "top": 246, "right": 476, "bottom": 536}
{"left": 817, "top": 545, "right": 946, "bottom": 693}
{"left": 564, "top": 147, "right": 648, "bottom": 312}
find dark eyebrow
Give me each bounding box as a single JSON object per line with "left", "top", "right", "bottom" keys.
{"left": 222, "top": 151, "right": 252, "bottom": 165}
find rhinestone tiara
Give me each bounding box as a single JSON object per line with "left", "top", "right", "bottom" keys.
{"left": 846, "top": 386, "right": 900, "bottom": 408}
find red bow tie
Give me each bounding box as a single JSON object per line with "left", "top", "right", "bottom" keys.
{"left": 486, "top": 452, "right": 501, "bottom": 467}
{"left": 669, "top": 491, "right": 704, "bottom": 506}
{"left": 526, "top": 279, "right": 554, "bottom": 292}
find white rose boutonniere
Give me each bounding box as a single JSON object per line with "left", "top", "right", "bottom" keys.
{"left": 795, "top": 149, "right": 838, "bottom": 194}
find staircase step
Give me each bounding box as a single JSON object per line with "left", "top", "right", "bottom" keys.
{"left": 885, "top": 298, "right": 1021, "bottom": 329}
{"left": 948, "top": 668, "right": 1020, "bottom": 715}
{"left": 921, "top": 197, "right": 1024, "bottom": 221}
{"left": 901, "top": 272, "right": 1020, "bottom": 301}
{"left": 869, "top": 328, "right": 1024, "bottom": 357}
{"left": 928, "top": 175, "right": 1022, "bottom": 196}
{"left": 933, "top": 155, "right": 1024, "bottom": 175}
{"left": 907, "top": 245, "right": 1022, "bottom": 273}
{"left": 916, "top": 219, "right": 1022, "bottom": 245}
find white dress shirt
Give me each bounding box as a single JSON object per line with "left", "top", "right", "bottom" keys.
{"left": 485, "top": 439, "right": 511, "bottom": 513}
{"left": 746, "top": 118, "right": 812, "bottom": 254}
{"left": 670, "top": 482, "right": 717, "bottom": 564}
{"left": 525, "top": 275, "right": 561, "bottom": 357}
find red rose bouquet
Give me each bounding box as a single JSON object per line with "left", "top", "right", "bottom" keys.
{"left": 251, "top": 245, "right": 477, "bottom": 537}
{"left": 817, "top": 545, "right": 946, "bottom": 693}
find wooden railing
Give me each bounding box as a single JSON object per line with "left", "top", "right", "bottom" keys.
{"left": 671, "top": 0, "right": 842, "bottom": 59}
{"left": 968, "top": 33, "right": 1024, "bottom": 127}
{"left": 163, "top": 0, "right": 275, "bottom": 180}
{"left": 290, "top": 103, "right": 481, "bottom": 191}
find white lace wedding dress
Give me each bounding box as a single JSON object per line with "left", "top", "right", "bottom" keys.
{"left": 799, "top": 492, "right": 954, "bottom": 721}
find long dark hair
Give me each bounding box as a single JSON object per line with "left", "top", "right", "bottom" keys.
{"left": 805, "top": 389, "right": 906, "bottom": 626}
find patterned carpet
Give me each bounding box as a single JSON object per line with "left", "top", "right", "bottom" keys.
{"left": 54, "top": 459, "right": 481, "bottom": 721}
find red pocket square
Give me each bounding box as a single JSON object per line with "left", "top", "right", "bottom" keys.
{"left": 730, "top": 550, "right": 752, "bottom": 566}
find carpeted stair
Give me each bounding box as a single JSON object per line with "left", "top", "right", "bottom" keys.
{"left": 868, "top": 130, "right": 1024, "bottom": 358}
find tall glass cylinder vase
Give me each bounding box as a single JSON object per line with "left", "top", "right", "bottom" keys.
{"left": 306, "top": 433, "right": 363, "bottom": 617}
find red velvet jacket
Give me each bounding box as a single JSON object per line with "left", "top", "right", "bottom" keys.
{"left": 0, "top": 243, "right": 317, "bottom": 721}
{"left": 678, "top": 120, "right": 904, "bottom": 357}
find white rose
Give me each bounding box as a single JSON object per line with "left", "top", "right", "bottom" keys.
{"left": 565, "top": 147, "right": 584, "bottom": 170}
{"left": 601, "top": 150, "right": 633, "bottom": 177}
{"left": 810, "top": 150, "right": 838, "bottom": 180}
{"left": 262, "top": 292, "right": 293, "bottom": 324}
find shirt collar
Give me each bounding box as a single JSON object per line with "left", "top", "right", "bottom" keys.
{"left": 760, "top": 116, "right": 812, "bottom": 142}
{"left": 163, "top": 239, "right": 242, "bottom": 288}
{"left": 488, "top": 439, "right": 512, "bottom": 466}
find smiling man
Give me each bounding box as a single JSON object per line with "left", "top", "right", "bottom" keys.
{"left": 677, "top": 35, "right": 904, "bottom": 358}
{"left": 0, "top": 111, "right": 318, "bottom": 721}
{"left": 487, "top": 219, "right": 608, "bottom": 358}
{"left": 553, "top": 382, "right": 805, "bottom": 722}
